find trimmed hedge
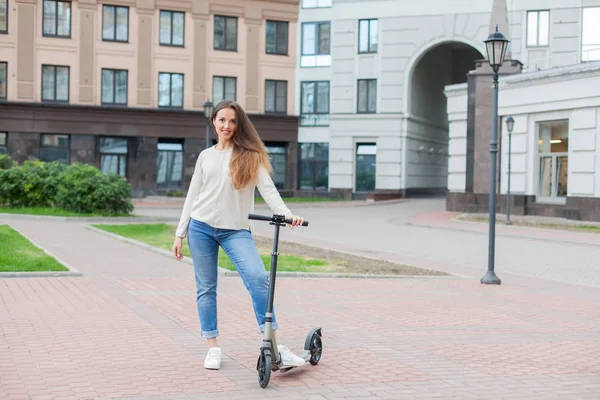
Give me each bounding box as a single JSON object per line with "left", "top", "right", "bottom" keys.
{"left": 0, "top": 158, "right": 134, "bottom": 216}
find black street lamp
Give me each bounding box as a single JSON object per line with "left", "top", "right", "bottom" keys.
{"left": 481, "top": 25, "right": 509, "bottom": 286}
{"left": 505, "top": 115, "right": 515, "bottom": 225}
{"left": 203, "top": 100, "right": 214, "bottom": 149}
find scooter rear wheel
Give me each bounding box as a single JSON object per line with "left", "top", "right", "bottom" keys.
{"left": 257, "top": 350, "right": 271, "bottom": 388}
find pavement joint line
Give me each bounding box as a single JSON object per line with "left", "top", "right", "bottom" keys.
{"left": 87, "top": 225, "right": 468, "bottom": 281}
{"left": 0, "top": 224, "right": 83, "bottom": 278}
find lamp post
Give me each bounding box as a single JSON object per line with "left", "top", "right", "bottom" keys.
{"left": 481, "top": 25, "right": 509, "bottom": 286}
{"left": 505, "top": 116, "right": 515, "bottom": 225}
{"left": 203, "top": 100, "right": 214, "bottom": 149}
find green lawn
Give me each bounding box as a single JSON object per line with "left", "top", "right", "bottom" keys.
{"left": 0, "top": 206, "right": 134, "bottom": 217}
{"left": 92, "top": 223, "right": 327, "bottom": 272}
{"left": 0, "top": 225, "right": 68, "bottom": 272}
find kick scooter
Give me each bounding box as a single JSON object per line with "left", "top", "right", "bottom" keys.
{"left": 248, "top": 213, "right": 323, "bottom": 388}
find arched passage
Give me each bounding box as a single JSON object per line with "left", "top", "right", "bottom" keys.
{"left": 403, "top": 40, "right": 484, "bottom": 191}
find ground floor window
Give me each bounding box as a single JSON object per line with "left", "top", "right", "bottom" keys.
{"left": 99, "top": 137, "right": 128, "bottom": 177}
{"left": 356, "top": 143, "right": 376, "bottom": 192}
{"left": 0, "top": 133, "right": 6, "bottom": 154}
{"left": 265, "top": 144, "right": 286, "bottom": 190}
{"left": 299, "top": 143, "right": 328, "bottom": 190}
{"left": 157, "top": 140, "right": 183, "bottom": 190}
{"left": 537, "top": 120, "right": 568, "bottom": 201}
{"left": 40, "top": 134, "right": 69, "bottom": 164}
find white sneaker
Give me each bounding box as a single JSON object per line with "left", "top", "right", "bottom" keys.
{"left": 204, "top": 347, "right": 222, "bottom": 370}
{"left": 277, "top": 345, "right": 306, "bottom": 367}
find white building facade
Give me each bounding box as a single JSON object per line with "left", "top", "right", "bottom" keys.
{"left": 295, "top": 0, "right": 600, "bottom": 201}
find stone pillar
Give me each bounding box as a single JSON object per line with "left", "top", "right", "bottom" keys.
{"left": 70, "top": 134, "right": 96, "bottom": 165}
{"left": 127, "top": 136, "right": 158, "bottom": 197}
{"left": 469, "top": 60, "right": 522, "bottom": 195}
{"left": 8, "top": 132, "right": 39, "bottom": 163}
{"left": 136, "top": 0, "right": 155, "bottom": 106}
{"left": 78, "top": 0, "right": 97, "bottom": 104}
{"left": 286, "top": 141, "right": 298, "bottom": 192}
{"left": 183, "top": 138, "right": 203, "bottom": 191}
{"left": 192, "top": 2, "right": 209, "bottom": 108}
{"left": 245, "top": 8, "right": 262, "bottom": 113}
{"left": 16, "top": 0, "right": 36, "bottom": 101}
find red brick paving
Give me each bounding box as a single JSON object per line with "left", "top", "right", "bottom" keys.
{"left": 1, "top": 217, "right": 599, "bottom": 399}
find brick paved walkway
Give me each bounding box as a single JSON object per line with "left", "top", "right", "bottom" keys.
{"left": 1, "top": 216, "right": 600, "bottom": 399}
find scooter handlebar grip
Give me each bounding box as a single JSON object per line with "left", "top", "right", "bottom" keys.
{"left": 248, "top": 214, "right": 309, "bottom": 227}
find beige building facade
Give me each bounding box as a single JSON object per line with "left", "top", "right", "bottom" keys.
{"left": 0, "top": 0, "right": 300, "bottom": 196}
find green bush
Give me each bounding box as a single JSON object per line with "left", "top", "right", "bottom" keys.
{"left": 0, "top": 160, "right": 133, "bottom": 215}
{"left": 0, "top": 154, "right": 12, "bottom": 170}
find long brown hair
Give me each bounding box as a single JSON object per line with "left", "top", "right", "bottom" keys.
{"left": 210, "top": 100, "right": 273, "bottom": 189}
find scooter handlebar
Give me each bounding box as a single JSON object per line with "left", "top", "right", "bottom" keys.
{"left": 248, "top": 213, "right": 309, "bottom": 227}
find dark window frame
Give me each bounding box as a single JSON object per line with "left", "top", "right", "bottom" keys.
{"left": 358, "top": 18, "right": 378, "bottom": 54}
{"left": 214, "top": 15, "right": 238, "bottom": 51}
{"left": 301, "top": 21, "right": 330, "bottom": 56}
{"left": 0, "top": 0, "right": 8, "bottom": 34}
{"left": 42, "top": 0, "right": 72, "bottom": 38}
{"left": 298, "top": 142, "right": 329, "bottom": 190}
{"left": 357, "top": 79, "right": 377, "bottom": 114}
{"left": 158, "top": 72, "right": 184, "bottom": 108}
{"left": 41, "top": 64, "right": 70, "bottom": 103}
{"left": 99, "top": 136, "right": 128, "bottom": 177}
{"left": 0, "top": 132, "right": 7, "bottom": 155}
{"left": 0, "top": 61, "right": 6, "bottom": 99}
{"left": 264, "top": 79, "right": 287, "bottom": 114}
{"left": 40, "top": 134, "right": 70, "bottom": 164}
{"left": 101, "top": 68, "right": 128, "bottom": 106}
{"left": 300, "top": 80, "right": 330, "bottom": 126}
{"left": 102, "top": 4, "right": 129, "bottom": 43}
{"left": 266, "top": 20, "right": 289, "bottom": 55}
{"left": 212, "top": 75, "right": 237, "bottom": 103}
{"left": 159, "top": 10, "right": 185, "bottom": 47}
{"left": 157, "top": 139, "right": 184, "bottom": 191}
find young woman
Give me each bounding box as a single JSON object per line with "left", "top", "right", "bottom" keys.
{"left": 172, "top": 99, "right": 306, "bottom": 370}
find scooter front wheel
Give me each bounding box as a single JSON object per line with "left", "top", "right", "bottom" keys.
{"left": 308, "top": 332, "right": 323, "bottom": 365}
{"left": 257, "top": 349, "right": 272, "bottom": 388}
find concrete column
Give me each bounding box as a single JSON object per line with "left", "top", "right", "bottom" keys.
{"left": 15, "top": 0, "right": 36, "bottom": 101}
{"left": 78, "top": 0, "right": 97, "bottom": 103}
{"left": 136, "top": 0, "right": 155, "bottom": 106}
{"left": 192, "top": 2, "right": 209, "bottom": 108}
{"left": 245, "top": 8, "right": 262, "bottom": 113}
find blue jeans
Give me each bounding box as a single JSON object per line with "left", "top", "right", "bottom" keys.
{"left": 187, "top": 218, "right": 277, "bottom": 338}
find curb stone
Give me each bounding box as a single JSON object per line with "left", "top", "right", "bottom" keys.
{"left": 88, "top": 225, "right": 465, "bottom": 280}
{"left": 0, "top": 226, "right": 83, "bottom": 278}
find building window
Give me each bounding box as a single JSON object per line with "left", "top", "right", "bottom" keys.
{"left": 212, "top": 76, "right": 236, "bottom": 104}
{"left": 266, "top": 144, "right": 286, "bottom": 190}
{"left": 301, "top": 22, "right": 331, "bottom": 67}
{"left": 537, "top": 121, "right": 568, "bottom": 202}
{"left": 0, "top": 62, "right": 6, "bottom": 99}
{"left": 101, "top": 69, "right": 128, "bottom": 105}
{"left": 0, "top": 0, "right": 8, "bottom": 34}
{"left": 100, "top": 137, "right": 128, "bottom": 177}
{"left": 159, "top": 10, "right": 185, "bottom": 46}
{"left": 299, "top": 143, "right": 328, "bottom": 190}
{"left": 214, "top": 15, "right": 237, "bottom": 51}
{"left": 158, "top": 72, "right": 184, "bottom": 108}
{"left": 301, "top": 0, "right": 332, "bottom": 8}
{"left": 357, "top": 79, "right": 377, "bottom": 113}
{"left": 40, "top": 134, "right": 69, "bottom": 164}
{"left": 526, "top": 10, "right": 549, "bottom": 47}
{"left": 582, "top": 7, "right": 600, "bottom": 62}
{"left": 300, "top": 81, "right": 329, "bottom": 126}
{"left": 102, "top": 5, "right": 128, "bottom": 42}
{"left": 43, "top": 0, "right": 71, "bottom": 38}
{"left": 157, "top": 140, "right": 183, "bottom": 190}
{"left": 0, "top": 133, "right": 7, "bottom": 154}
{"left": 42, "top": 65, "right": 69, "bottom": 102}
{"left": 266, "top": 20, "right": 288, "bottom": 55}
{"left": 265, "top": 80, "right": 287, "bottom": 114}
{"left": 356, "top": 143, "right": 376, "bottom": 192}
{"left": 358, "top": 19, "right": 378, "bottom": 53}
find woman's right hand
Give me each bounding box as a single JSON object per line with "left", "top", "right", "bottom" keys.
{"left": 172, "top": 236, "right": 184, "bottom": 261}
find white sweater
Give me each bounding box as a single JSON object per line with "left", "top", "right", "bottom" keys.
{"left": 175, "top": 146, "right": 292, "bottom": 237}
